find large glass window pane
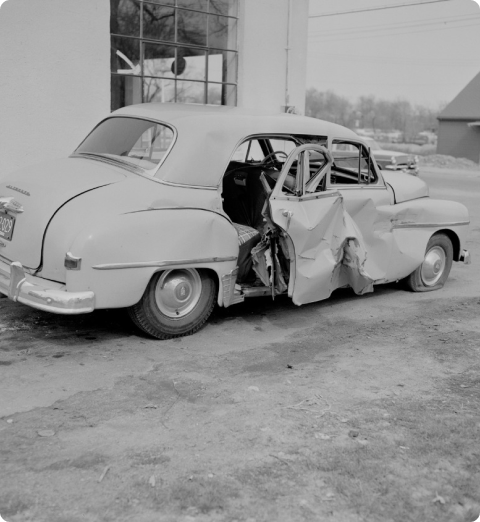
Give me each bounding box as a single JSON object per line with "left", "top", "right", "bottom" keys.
{"left": 208, "top": 49, "right": 236, "bottom": 83}
{"left": 177, "top": 8, "right": 207, "bottom": 46}
{"left": 177, "top": 80, "right": 206, "bottom": 104}
{"left": 143, "top": 3, "right": 175, "bottom": 42}
{"left": 208, "top": 14, "right": 236, "bottom": 49}
{"left": 176, "top": 47, "right": 206, "bottom": 81}
{"left": 209, "top": 0, "right": 237, "bottom": 16}
{"left": 207, "top": 83, "right": 221, "bottom": 105}
{"left": 177, "top": 0, "right": 208, "bottom": 11}
{"left": 111, "top": 36, "right": 141, "bottom": 74}
{"left": 143, "top": 42, "right": 175, "bottom": 78}
{"left": 143, "top": 77, "right": 176, "bottom": 103}
{"left": 111, "top": 0, "right": 140, "bottom": 37}
{"left": 111, "top": 75, "right": 142, "bottom": 111}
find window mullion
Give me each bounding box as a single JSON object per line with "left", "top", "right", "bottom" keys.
{"left": 174, "top": 3, "right": 178, "bottom": 102}
{"left": 140, "top": 2, "right": 144, "bottom": 103}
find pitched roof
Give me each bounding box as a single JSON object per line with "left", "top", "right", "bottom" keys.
{"left": 438, "top": 70, "right": 480, "bottom": 120}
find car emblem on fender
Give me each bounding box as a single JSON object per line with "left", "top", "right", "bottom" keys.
{"left": 0, "top": 196, "right": 24, "bottom": 213}
{"left": 6, "top": 185, "right": 30, "bottom": 196}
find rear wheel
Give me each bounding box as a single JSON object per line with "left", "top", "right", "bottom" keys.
{"left": 404, "top": 233, "right": 453, "bottom": 292}
{"left": 128, "top": 268, "right": 217, "bottom": 339}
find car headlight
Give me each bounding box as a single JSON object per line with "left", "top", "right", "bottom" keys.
{"left": 390, "top": 156, "right": 397, "bottom": 165}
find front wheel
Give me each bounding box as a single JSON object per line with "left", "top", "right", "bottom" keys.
{"left": 128, "top": 268, "right": 217, "bottom": 339}
{"left": 404, "top": 233, "right": 453, "bottom": 292}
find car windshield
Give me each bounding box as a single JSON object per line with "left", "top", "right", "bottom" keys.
{"left": 365, "top": 138, "right": 381, "bottom": 150}
{"left": 74, "top": 117, "right": 175, "bottom": 172}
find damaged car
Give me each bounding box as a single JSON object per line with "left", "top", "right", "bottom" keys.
{"left": 0, "top": 104, "right": 471, "bottom": 339}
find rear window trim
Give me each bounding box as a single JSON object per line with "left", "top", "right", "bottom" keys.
{"left": 72, "top": 115, "right": 178, "bottom": 179}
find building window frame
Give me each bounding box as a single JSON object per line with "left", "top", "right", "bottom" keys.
{"left": 111, "top": 0, "right": 238, "bottom": 110}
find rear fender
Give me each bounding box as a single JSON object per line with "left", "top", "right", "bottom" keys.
{"left": 66, "top": 209, "right": 239, "bottom": 309}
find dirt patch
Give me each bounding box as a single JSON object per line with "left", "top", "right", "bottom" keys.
{"left": 1, "top": 294, "right": 480, "bottom": 522}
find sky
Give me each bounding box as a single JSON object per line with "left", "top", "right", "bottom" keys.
{"left": 307, "top": 0, "right": 480, "bottom": 108}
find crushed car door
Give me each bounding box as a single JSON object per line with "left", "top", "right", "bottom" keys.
{"left": 268, "top": 144, "right": 375, "bottom": 306}
{"left": 328, "top": 140, "right": 394, "bottom": 281}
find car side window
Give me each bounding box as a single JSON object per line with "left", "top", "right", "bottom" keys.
{"left": 269, "top": 139, "right": 296, "bottom": 159}
{"left": 330, "top": 140, "right": 377, "bottom": 185}
{"left": 231, "top": 139, "right": 264, "bottom": 162}
{"left": 276, "top": 146, "right": 331, "bottom": 196}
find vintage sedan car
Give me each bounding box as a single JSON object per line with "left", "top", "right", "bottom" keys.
{"left": 0, "top": 104, "right": 471, "bottom": 339}
{"left": 363, "top": 137, "right": 419, "bottom": 176}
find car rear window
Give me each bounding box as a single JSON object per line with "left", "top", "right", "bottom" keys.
{"left": 75, "top": 117, "right": 175, "bottom": 172}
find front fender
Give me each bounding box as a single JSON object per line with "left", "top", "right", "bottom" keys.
{"left": 378, "top": 197, "right": 469, "bottom": 281}
{"left": 66, "top": 209, "right": 239, "bottom": 309}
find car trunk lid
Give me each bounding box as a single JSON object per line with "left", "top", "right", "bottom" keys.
{"left": 0, "top": 157, "right": 127, "bottom": 269}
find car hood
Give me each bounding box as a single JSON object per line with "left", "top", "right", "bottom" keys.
{"left": 382, "top": 170, "right": 428, "bottom": 203}
{"left": 0, "top": 157, "right": 127, "bottom": 269}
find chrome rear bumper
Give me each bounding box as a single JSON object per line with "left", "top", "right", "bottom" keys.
{"left": 0, "top": 260, "right": 94, "bottom": 314}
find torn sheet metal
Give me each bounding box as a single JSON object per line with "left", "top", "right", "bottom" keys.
{"left": 251, "top": 235, "right": 288, "bottom": 295}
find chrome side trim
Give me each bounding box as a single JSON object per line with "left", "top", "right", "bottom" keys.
{"left": 93, "top": 256, "right": 238, "bottom": 271}
{"left": 273, "top": 191, "right": 341, "bottom": 202}
{"left": 393, "top": 221, "right": 470, "bottom": 229}
{"left": 154, "top": 179, "right": 218, "bottom": 191}
{"left": 325, "top": 184, "right": 386, "bottom": 190}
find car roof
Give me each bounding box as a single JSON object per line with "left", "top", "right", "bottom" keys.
{"left": 113, "top": 103, "right": 359, "bottom": 187}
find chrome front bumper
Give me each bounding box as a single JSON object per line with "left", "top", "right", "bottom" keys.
{"left": 0, "top": 260, "right": 94, "bottom": 314}
{"left": 384, "top": 165, "right": 419, "bottom": 176}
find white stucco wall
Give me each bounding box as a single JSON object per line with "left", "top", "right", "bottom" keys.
{"left": 0, "top": 0, "right": 309, "bottom": 176}
{"left": 0, "top": 0, "right": 110, "bottom": 176}
{"left": 237, "top": 0, "right": 309, "bottom": 114}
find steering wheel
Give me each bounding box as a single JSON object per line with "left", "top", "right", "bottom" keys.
{"left": 261, "top": 150, "right": 289, "bottom": 166}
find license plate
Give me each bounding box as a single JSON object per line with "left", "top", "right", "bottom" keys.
{"left": 0, "top": 211, "right": 15, "bottom": 241}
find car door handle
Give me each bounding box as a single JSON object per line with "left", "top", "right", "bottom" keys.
{"left": 282, "top": 210, "right": 293, "bottom": 230}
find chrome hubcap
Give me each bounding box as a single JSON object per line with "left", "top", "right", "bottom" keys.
{"left": 155, "top": 269, "right": 202, "bottom": 318}
{"left": 421, "top": 246, "right": 446, "bottom": 286}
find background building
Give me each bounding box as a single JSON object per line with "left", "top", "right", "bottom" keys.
{"left": 437, "top": 70, "right": 480, "bottom": 164}
{"left": 0, "top": 0, "right": 309, "bottom": 176}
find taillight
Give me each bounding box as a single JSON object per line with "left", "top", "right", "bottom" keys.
{"left": 65, "top": 252, "right": 82, "bottom": 270}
